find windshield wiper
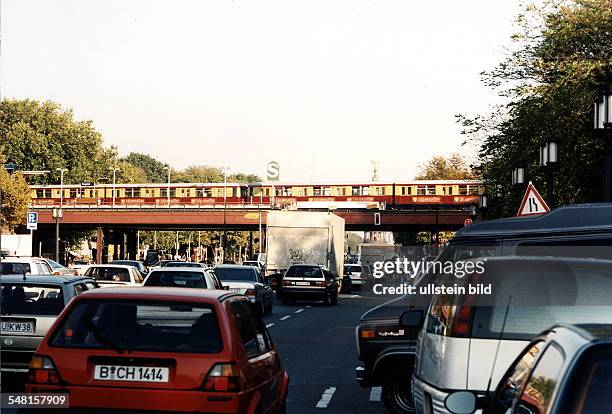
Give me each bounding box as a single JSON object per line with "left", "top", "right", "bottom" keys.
{"left": 80, "top": 316, "right": 126, "bottom": 354}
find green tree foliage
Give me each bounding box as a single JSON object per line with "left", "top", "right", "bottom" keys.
{"left": 120, "top": 152, "right": 169, "bottom": 183}
{"left": 0, "top": 99, "right": 115, "bottom": 185}
{"left": 0, "top": 156, "right": 31, "bottom": 231}
{"left": 459, "top": 0, "right": 612, "bottom": 218}
{"left": 415, "top": 153, "right": 476, "bottom": 180}
{"left": 172, "top": 166, "right": 262, "bottom": 183}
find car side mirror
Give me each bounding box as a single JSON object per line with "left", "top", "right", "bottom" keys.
{"left": 399, "top": 310, "right": 423, "bottom": 328}
{"left": 445, "top": 391, "right": 477, "bottom": 414}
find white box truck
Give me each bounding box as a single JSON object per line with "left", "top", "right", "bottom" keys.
{"left": 265, "top": 211, "right": 345, "bottom": 278}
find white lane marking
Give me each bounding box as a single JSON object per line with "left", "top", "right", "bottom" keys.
{"left": 306, "top": 305, "right": 312, "bottom": 308}
{"left": 294, "top": 308, "right": 304, "bottom": 314}
{"left": 266, "top": 323, "right": 275, "bottom": 328}
{"left": 369, "top": 386, "right": 382, "bottom": 401}
{"left": 351, "top": 294, "right": 360, "bottom": 298}
{"left": 280, "top": 315, "right": 291, "bottom": 321}
{"left": 316, "top": 386, "right": 336, "bottom": 408}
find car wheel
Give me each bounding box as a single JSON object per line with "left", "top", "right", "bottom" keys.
{"left": 381, "top": 372, "right": 416, "bottom": 414}
{"left": 323, "top": 290, "right": 332, "bottom": 306}
{"left": 331, "top": 292, "right": 338, "bottom": 305}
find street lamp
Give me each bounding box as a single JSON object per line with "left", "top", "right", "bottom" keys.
{"left": 594, "top": 82, "right": 612, "bottom": 201}
{"left": 220, "top": 166, "right": 230, "bottom": 263}
{"left": 163, "top": 166, "right": 171, "bottom": 208}
{"left": 539, "top": 139, "right": 558, "bottom": 208}
{"left": 55, "top": 168, "right": 68, "bottom": 263}
{"left": 512, "top": 167, "right": 525, "bottom": 186}
{"left": 479, "top": 193, "right": 488, "bottom": 220}
{"left": 111, "top": 167, "right": 120, "bottom": 208}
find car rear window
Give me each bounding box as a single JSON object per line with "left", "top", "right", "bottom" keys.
{"left": 1, "top": 263, "right": 32, "bottom": 275}
{"left": 144, "top": 271, "right": 205, "bottom": 288}
{"left": 1, "top": 284, "right": 64, "bottom": 316}
{"left": 86, "top": 267, "right": 131, "bottom": 282}
{"left": 285, "top": 266, "right": 323, "bottom": 279}
{"left": 50, "top": 300, "right": 222, "bottom": 353}
{"left": 215, "top": 268, "right": 256, "bottom": 282}
{"left": 344, "top": 265, "right": 362, "bottom": 272}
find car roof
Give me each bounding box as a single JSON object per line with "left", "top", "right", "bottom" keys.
{"left": 86, "top": 264, "right": 135, "bottom": 269}
{"left": 0, "top": 275, "right": 95, "bottom": 285}
{"left": 215, "top": 264, "right": 256, "bottom": 270}
{"left": 149, "top": 267, "right": 207, "bottom": 273}
{"left": 78, "top": 286, "right": 237, "bottom": 301}
{"left": 288, "top": 263, "right": 324, "bottom": 267}
{"left": 1, "top": 257, "right": 48, "bottom": 263}
{"left": 453, "top": 203, "right": 612, "bottom": 239}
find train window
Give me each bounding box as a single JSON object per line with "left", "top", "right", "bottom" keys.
{"left": 36, "top": 189, "right": 46, "bottom": 198}
{"left": 442, "top": 186, "right": 453, "bottom": 195}
{"left": 337, "top": 187, "right": 346, "bottom": 196}
{"left": 69, "top": 189, "right": 80, "bottom": 198}
{"left": 323, "top": 187, "right": 331, "bottom": 196}
{"left": 426, "top": 186, "right": 436, "bottom": 195}
{"left": 124, "top": 188, "right": 135, "bottom": 197}
{"left": 458, "top": 186, "right": 468, "bottom": 195}
{"left": 417, "top": 186, "right": 426, "bottom": 195}
{"left": 313, "top": 187, "right": 322, "bottom": 196}
{"left": 362, "top": 187, "right": 370, "bottom": 196}
{"left": 160, "top": 188, "right": 168, "bottom": 197}
{"left": 467, "top": 185, "right": 479, "bottom": 195}
{"left": 352, "top": 186, "right": 360, "bottom": 196}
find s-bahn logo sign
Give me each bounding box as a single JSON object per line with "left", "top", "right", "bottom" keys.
{"left": 267, "top": 161, "right": 280, "bottom": 182}
{"left": 517, "top": 182, "right": 550, "bottom": 217}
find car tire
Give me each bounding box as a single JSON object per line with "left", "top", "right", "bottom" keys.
{"left": 331, "top": 292, "right": 338, "bottom": 305}
{"left": 323, "top": 290, "right": 332, "bottom": 306}
{"left": 381, "top": 372, "right": 416, "bottom": 414}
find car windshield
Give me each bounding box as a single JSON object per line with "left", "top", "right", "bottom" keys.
{"left": 144, "top": 271, "right": 206, "bottom": 288}
{"left": 45, "top": 259, "right": 64, "bottom": 269}
{"left": 165, "top": 262, "right": 203, "bottom": 268}
{"left": 1, "top": 284, "right": 64, "bottom": 316}
{"left": 285, "top": 266, "right": 323, "bottom": 279}
{"left": 86, "top": 267, "right": 131, "bottom": 282}
{"left": 1, "top": 263, "right": 32, "bottom": 275}
{"left": 214, "top": 267, "right": 256, "bottom": 282}
{"left": 50, "top": 300, "right": 222, "bottom": 353}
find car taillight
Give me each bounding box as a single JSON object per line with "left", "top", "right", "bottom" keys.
{"left": 360, "top": 329, "right": 376, "bottom": 339}
{"left": 27, "top": 356, "right": 62, "bottom": 384}
{"left": 315, "top": 281, "right": 326, "bottom": 287}
{"left": 202, "top": 363, "right": 241, "bottom": 392}
{"left": 244, "top": 289, "right": 256, "bottom": 297}
{"left": 450, "top": 294, "right": 475, "bottom": 337}
{"left": 282, "top": 280, "right": 293, "bottom": 287}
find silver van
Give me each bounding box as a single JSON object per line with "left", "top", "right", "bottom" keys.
{"left": 410, "top": 256, "right": 612, "bottom": 414}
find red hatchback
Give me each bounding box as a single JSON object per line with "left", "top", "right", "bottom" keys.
{"left": 25, "top": 287, "right": 289, "bottom": 413}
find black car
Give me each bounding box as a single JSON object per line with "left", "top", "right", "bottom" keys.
{"left": 355, "top": 203, "right": 612, "bottom": 414}
{"left": 111, "top": 260, "right": 148, "bottom": 276}
{"left": 281, "top": 264, "right": 338, "bottom": 306}
{"left": 445, "top": 323, "right": 612, "bottom": 414}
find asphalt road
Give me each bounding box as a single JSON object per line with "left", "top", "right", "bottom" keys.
{"left": 1, "top": 293, "right": 391, "bottom": 414}
{"left": 264, "top": 293, "right": 389, "bottom": 414}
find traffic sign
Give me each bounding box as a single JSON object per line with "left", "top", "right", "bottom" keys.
{"left": 267, "top": 161, "right": 280, "bottom": 182}
{"left": 26, "top": 212, "right": 38, "bottom": 230}
{"left": 464, "top": 218, "right": 473, "bottom": 226}
{"left": 517, "top": 182, "right": 550, "bottom": 217}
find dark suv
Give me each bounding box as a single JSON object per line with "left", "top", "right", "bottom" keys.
{"left": 281, "top": 264, "right": 338, "bottom": 306}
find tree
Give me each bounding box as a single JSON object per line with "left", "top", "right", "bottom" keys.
{"left": 415, "top": 153, "right": 476, "bottom": 180}
{"left": 116, "top": 161, "right": 148, "bottom": 183}
{"left": 459, "top": 0, "right": 612, "bottom": 218}
{"left": 120, "top": 152, "right": 169, "bottom": 183}
{"left": 229, "top": 173, "right": 262, "bottom": 183}
{"left": 0, "top": 155, "right": 31, "bottom": 231}
{"left": 174, "top": 166, "right": 224, "bottom": 183}
{"left": 0, "top": 99, "right": 115, "bottom": 185}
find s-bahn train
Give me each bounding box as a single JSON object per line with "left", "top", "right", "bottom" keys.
{"left": 29, "top": 180, "right": 483, "bottom": 209}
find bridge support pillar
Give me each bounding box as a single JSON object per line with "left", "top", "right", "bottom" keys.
{"left": 126, "top": 229, "right": 137, "bottom": 260}
{"left": 95, "top": 228, "right": 104, "bottom": 264}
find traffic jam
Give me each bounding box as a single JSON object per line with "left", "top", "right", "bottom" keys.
{"left": 1, "top": 203, "right": 612, "bottom": 413}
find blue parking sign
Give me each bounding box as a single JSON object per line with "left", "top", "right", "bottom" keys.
{"left": 27, "top": 212, "right": 38, "bottom": 230}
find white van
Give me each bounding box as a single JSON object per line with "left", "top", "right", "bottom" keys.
{"left": 410, "top": 256, "right": 612, "bottom": 414}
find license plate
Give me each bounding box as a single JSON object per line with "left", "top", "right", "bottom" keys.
{"left": 1, "top": 321, "right": 35, "bottom": 333}
{"left": 93, "top": 365, "right": 169, "bottom": 383}
{"left": 230, "top": 288, "right": 242, "bottom": 293}
{"left": 296, "top": 281, "right": 310, "bottom": 286}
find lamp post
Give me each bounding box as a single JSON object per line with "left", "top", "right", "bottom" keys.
{"left": 220, "top": 166, "right": 230, "bottom": 263}
{"left": 479, "top": 193, "right": 488, "bottom": 221}
{"left": 55, "top": 168, "right": 68, "bottom": 263}
{"left": 163, "top": 166, "right": 171, "bottom": 207}
{"left": 539, "top": 139, "right": 558, "bottom": 208}
{"left": 594, "top": 82, "right": 612, "bottom": 201}
{"left": 111, "top": 167, "right": 120, "bottom": 208}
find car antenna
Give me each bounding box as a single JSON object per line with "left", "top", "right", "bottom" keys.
{"left": 485, "top": 295, "right": 512, "bottom": 395}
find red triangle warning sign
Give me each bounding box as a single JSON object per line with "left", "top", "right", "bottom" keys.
{"left": 517, "top": 182, "right": 551, "bottom": 217}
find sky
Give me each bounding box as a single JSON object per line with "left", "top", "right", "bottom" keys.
{"left": 1, "top": 0, "right": 522, "bottom": 182}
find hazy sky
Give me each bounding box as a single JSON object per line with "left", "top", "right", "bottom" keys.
{"left": 1, "top": 0, "right": 521, "bottom": 182}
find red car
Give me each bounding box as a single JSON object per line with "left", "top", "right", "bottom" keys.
{"left": 25, "top": 287, "right": 289, "bottom": 413}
